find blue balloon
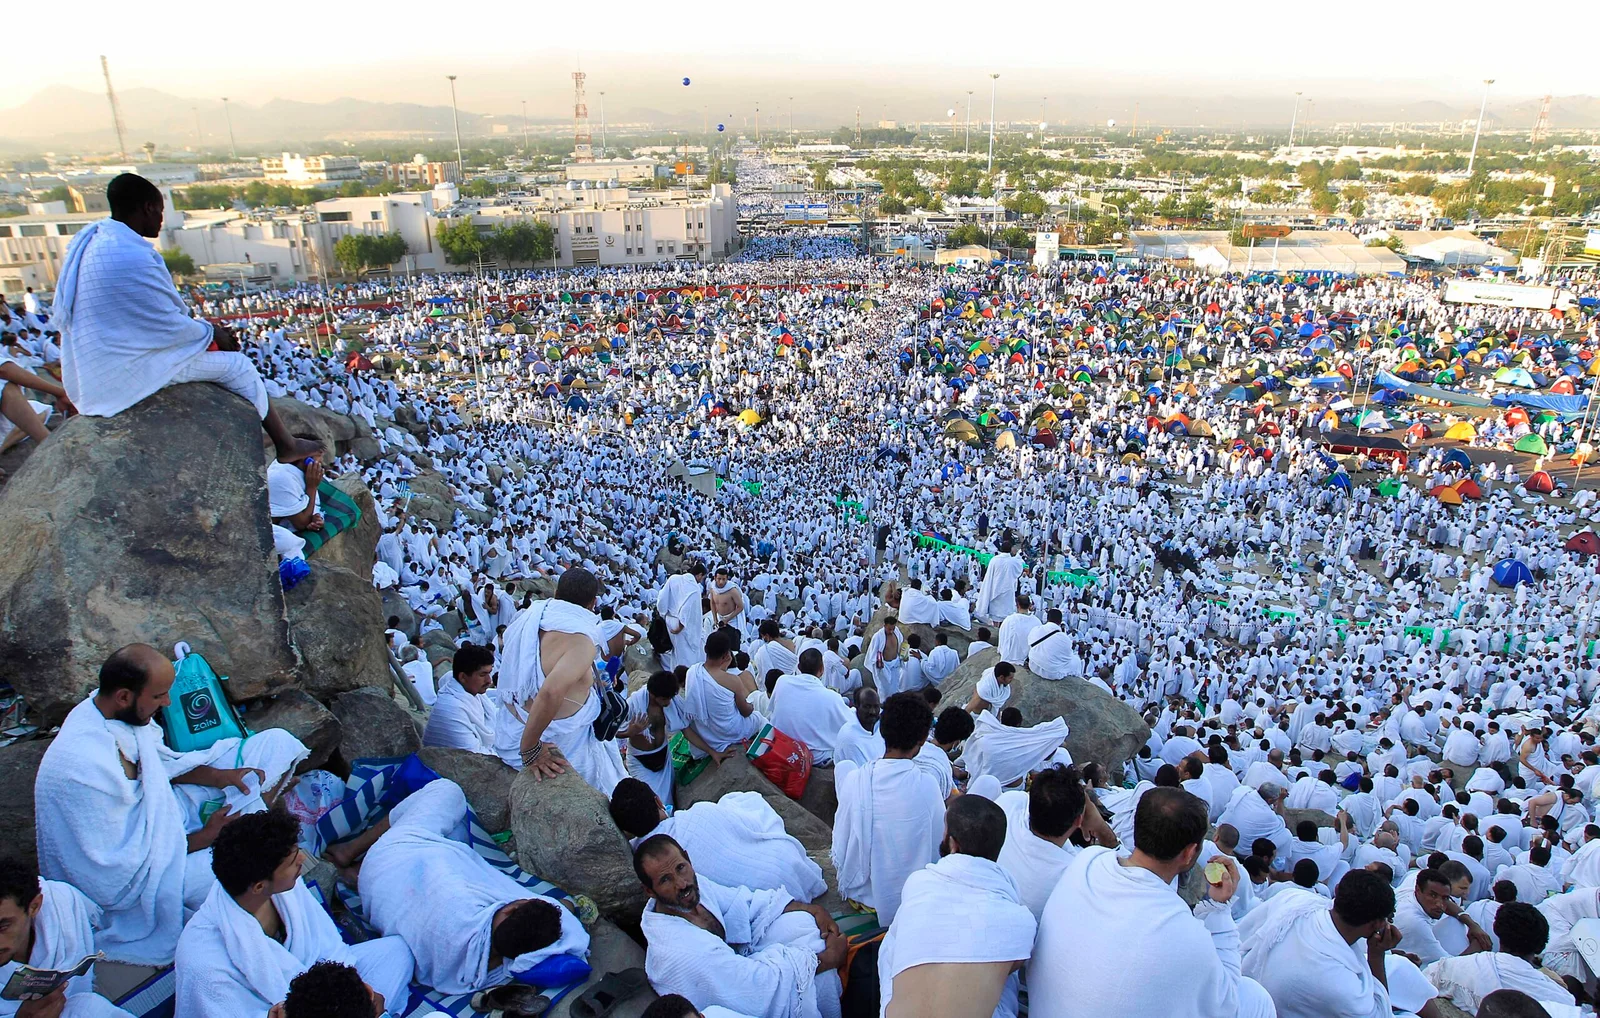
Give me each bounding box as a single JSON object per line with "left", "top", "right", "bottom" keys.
{"left": 717, "top": 124, "right": 725, "bottom": 132}
{"left": 682, "top": 77, "right": 691, "bottom": 86}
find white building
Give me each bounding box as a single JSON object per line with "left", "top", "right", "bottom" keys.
{"left": 564, "top": 159, "right": 657, "bottom": 184}
{"left": 262, "top": 153, "right": 362, "bottom": 184}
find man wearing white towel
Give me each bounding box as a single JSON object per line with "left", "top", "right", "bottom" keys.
{"left": 1029, "top": 786, "right": 1277, "bottom": 1018}
{"left": 53, "top": 174, "right": 317, "bottom": 465}
{"left": 683, "top": 630, "right": 764, "bottom": 754}
{"left": 34, "top": 644, "right": 309, "bottom": 966}
{"left": 0, "top": 858, "right": 134, "bottom": 1018}
{"left": 175, "top": 810, "right": 414, "bottom": 1018}
{"left": 994, "top": 766, "right": 1086, "bottom": 919}
{"left": 831, "top": 692, "right": 944, "bottom": 925}
{"left": 896, "top": 580, "right": 941, "bottom": 627}
{"left": 609, "top": 780, "right": 825, "bottom": 903}
{"left": 636, "top": 835, "right": 844, "bottom": 1018}
{"left": 328, "top": 779, "right": 587, "bottom": 996}
{"left": 974, "top": 542, "right": 1025, "bottom": 623}
{"left": 877, "top": 795, "right": 1037, "bottom": 1018}
{"left": 492, "top": 567, "right": 628, "bottom": 795}
{"left": 658, "top": 562, "right": 709, "bottom": 671}
{"left": 767, "top": 649, "right": 853, "bottom": 765}
{"left": 422, "top": 644, "right": 497, "bottom": 754}
{"left": 832, "top": 690, "right": 885, "bottom": 768}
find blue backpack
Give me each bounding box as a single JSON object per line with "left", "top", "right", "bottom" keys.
{"left": 159, "top": 648, "right": 249, "bottom": 753}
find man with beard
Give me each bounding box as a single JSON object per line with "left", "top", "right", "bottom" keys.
{"left": 33, "top": 644, "right": 308, "bottom": 966}
{"left": 635, "top": 835, "right": 846, "bottom": 1018}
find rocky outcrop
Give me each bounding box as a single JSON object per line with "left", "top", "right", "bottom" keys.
{"left": 246, "top": 690, "right": 341, "bottom": 771}
{"left": 797, "top": 765, "right": 838, "bottom": 827}
{"left": 939, "top": 649, "right": 1148, "bottom": 777}
{"left": 401, "top": 471, "right": 457, "bottom": 531}
{"left": 330, "top": 688, "right": 420, "bottom": 762}
{"left": 0, "top": 384, "right": 300, "bottom": 723}
{"left": 0, "top": 740, "right": 51, "bottom": 868}
{"left": 418, "top": 747, "right": 516, "bottom": 833}
{"left": 286, "top": 561, "right": 392, "bottom": 698}
{"left": 269, "top": 397, "right": 362, "bottom": 460}
{"left": 313, "top": 475, "right": 379, "bottom": 580}
{"left": 379, "top": 590, "right": 416, "bottom": 640}
{"left": 509, "top": 768, "right": 644, "bottom": 918}
{"left": 1283, "top": 807, "right": 1336, "bottom": 832}
{"left": 678, "top": 755, "right": 832, "bottom": 853}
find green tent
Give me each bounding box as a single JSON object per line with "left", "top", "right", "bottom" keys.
{"left": 1514, "top": 434, "right": 1550, "bottom": 456}
{"left": 1377, "top": 478, "right": 1404, "bottom": 497}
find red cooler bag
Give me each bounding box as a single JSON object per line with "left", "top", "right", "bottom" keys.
{"left": 745, "top": 724, "right": 812, "bottom": 799}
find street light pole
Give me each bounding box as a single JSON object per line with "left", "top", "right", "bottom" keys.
{"left": 521, "top": 100, "right": 529, "bottom": 153}
{"left": 965, "top": 91, "right": 974, "bottom": 153}
{"left": 599, "top": 92, "right": 607, "bottom": 155}
{"left": 1467, "top": 78, "right": 1495, "bottom": 176}
{"left": 1287, "top": 91, "right": 1302, "bottom": 147}
{"left": 446, "top": 75, "right": 465, "bottom": 184}
{"left": 789, "top": 96, "right": 795, "bottom": 134}
{"left": 221, "top": 97, "right": 237, "bottom": 159}
{"left": 987, "top": 73, "right": 999, "bottom": 174}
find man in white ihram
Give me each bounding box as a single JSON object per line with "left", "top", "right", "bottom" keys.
{"left": 53, "top": 173, "right": 317, "bottom": 465}
{"left": 657, "top": 561, "right": 709, "bottom": 670}
{"left": 878, "top": 795, "right": 1036, "bottom": 1018}
{"left": 1029, "top": 786, "right": 1277, "bottom": 1018}
{"left": 896, "top": 580, "right": 941, "bottom": 627}
{"left": 974, "top": 541, "right": 1026, "bottom": 623}
{"left": 34, "top": 644, "right": 308, "bottom": 967}
{"left": 767, "top": 649, "right": 853, "bottom": 765}
{"left": 492, "top": 567, "right": 628, "bottom": 795}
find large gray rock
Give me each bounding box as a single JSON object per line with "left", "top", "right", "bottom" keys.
{"left": 0, "top": 383, "right": 300, "bottom": 723}
{"left": 402, "top": 471, "right": 456, "bottom": 530}
{"left": 286, "top": 561, "right": 392, "bottom": 698}
{"left": 798, "top": 765, "right": 838, "bottom": 827}
{"left": 313, "top": 474, "right": 379, "bottom": 581}
{"left": 246, "top": 690, "right": 341, "bottom": 771}
{"left": 1283, "top": 807, "right": 1336, "bottom": 832}
{"left": 379, "top": 589, "right": 416, "bottom": 640}
{"left": 509, "top": 768, "right": 644, "bottom": 918}
{"left": 939, "top": 649, "right": 1149, "bottom": 778}
{"left": 269, "top": 397, "right": 360, "bottom": 458}
{"left": 347, "top": 418, "right": 382, "bottom": 462}
{"left": 418, "top": 747, "right": 516, "bottom": 833}
{"left": 0, "top": 740, "right": 51, "bottom": 868}
{"left": 678, "top": 755, "right": 832, "bottom": 853}
{"left": 330, "top": 687, "right": 421, "bottom": 763}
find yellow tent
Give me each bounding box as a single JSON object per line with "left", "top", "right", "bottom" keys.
{"left": 1189, "top": 419, "right": 1215, "bottom": 437}
{"left": 1444, "top": 422, "right": 1477, "bottom": 441}
{"left": 994, "top": 429, "right": 1018, "bottom": 451}
{"left": 737, "top": 409, "right": 761, "bottom": 426}
{"left": 1121, "top": 452, "right": 1142, "bottom": 464}
{"left": 1432, "top": 486, "right": 1463, "bottom": 505}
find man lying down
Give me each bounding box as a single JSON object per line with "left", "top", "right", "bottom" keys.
{"left": 325, "top": 779, "right": 589, "bottom": 996}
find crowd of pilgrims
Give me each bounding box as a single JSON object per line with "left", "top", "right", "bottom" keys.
{"left": 19, "top": 162, "right": 1600, "bottom": 1018}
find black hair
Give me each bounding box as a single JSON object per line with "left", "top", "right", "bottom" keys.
{"left": 945, "top": 794, "right": 1007, "bottom": 862}
{"left": 555, "top": 566, "right": 599, "bottom": 607}
{"left": 1493, "top": 879, "right": 1519, "bottom": 904}
{"left": 211, "top": 809, "right": 300, "bottom": 896}
{"left": 1292, "top": 858, "right": 1319, "bottom": 887}
{"left": 704, "top": 629, "right": 735, "bottom": 662}
{"left": 452, "top": 643, "right": 494, "bottom": 679}
{"left": 994, "top": 661, "right": 1016, "bottom": 678}
{"left": 1494, "top": 902, "right": 1550, "bottom": 958}
{"left": 1415, "top": 867, "right": 1450, "bottom": 894}
{"left": 647, "top": 670, "right": 679, "bottom": 699}
{"left": 999, "top": 706, "right": 1023, "bottom": 727}
{"left": 1153, "top": 764, "right": 1182, "bottom": 788}
{"left": 798, "top": 648, "right": 823, "bottom": 675}
{"left": 640, "top": 995, "right": 699, "bottom": 1018}
{"left": 489, "top": 897, "right": 562, "bottom": 961}
{"left": 1132, "top": 787, "right": 1209, "bottom": 862}
{"left": 933, "top": 706, "right": 974, "bottom": 745}
{"left": 758, "top": 620, "right": 780, "bottom": 640}
{"left": 1029, "top": 766, "right": 1086, "bottom": 839}
{"left": 633, "top": 833, "right": 686, "bottom": 888}
{"left": 98, "top": 645, "right": 152, "bottom": 698}
{"left": 608, "top": 778, "right": 661, "bottom": 838}
{"left": 1332, "top": 869, "right": 1394, "bottom": 926}
{"left": 282, "top": 961, "right": 376, "bottom": 1018}
{"left": 107, "top": 173, "right": 162, "bottom": 221}
{"left": 879, "top": 691, "right": 934, "bottom": 753}
{"left": 0, "top": 858, "right": 40, "bottom": 911}
{"left": 1296, "top": 820, "right": 1318, "bottom": 842}
{"left": 1478, "top": 989, "right": 1559, "bottom": 1018}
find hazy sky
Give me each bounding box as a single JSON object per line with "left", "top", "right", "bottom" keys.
{"left": 11, "top": 0, "right": 1590, "bottom": 119}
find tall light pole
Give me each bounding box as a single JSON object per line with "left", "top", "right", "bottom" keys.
{"left": 1287, "top": 91, "right": 1302, "bottom": 147}
{"left": 446, "top": 75, "right": 465, "bottom": 184}
{"left": 1467, "top": 78, "right": 1495, "bottom": 176}
{"left": 598, "top": 92, "right": 607, "bottom": 155}
{"left": 986, "top": 73, "right": 999, "bottom": 174}
{"left": 520, "top": 100, "right": 529, "bottom": 153}
{"left": 221, "top": 96, "right": 237, "bottom": 159}
{"left": 789, "top": 95, "right": 795, "bottom": 134}
{"left": 965, "top": 90, "right": 974, "bottom": 152}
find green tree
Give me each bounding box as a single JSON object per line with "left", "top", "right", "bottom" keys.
{"left": 878, "top": 195, "right": 907, "bottom": 215}
{"left": 339, "top": 180, "right": 371, "bottom": 197}
{"left": 1003, "top": 190, "right": 1047, "bottom": 217}
{"left": 1311, "top": 188, "right": 1339, "bottom": 214}
{"left": 334, "top": 232, "right": 409, "bottom": 274}
{"left": 40, "top": 185, "right": 72, "bottom": 204}
{"left": 461, "top": 178, "right": 498, "bottom": 198}
{"left": 484, "top": 220, "right": 554, "bottom": 264}
{"left": 1396, "top": 175, "right": 1436, "bottom": 196}
{"left": 945, "top": 223, "right": 992, "bottom": 247}
{"left": 1252, "top": 182, "right": 1289, "bottom": 204}
{"left": 998, "top": 226, "right": 1032, "bottom": 249}
{"left": 160, "top": 248, "right": 195, "bottom": 277}
{"left": 1365, "top": 235, "right": 1404, "bottom": 251}
{"left": 1180, "top": 195, "right": 1214, "bottom": 221}
{"left": 436, "top": 217, "right": 486, "bottom": 264}
{"left": 1348, "top": 199, "right": 1366, "bottom": 217}
{"left": 1330, "top": 158, "right": 1363, "bottom": 180}
{"left": 811, "top": 162, "right": 834, "bottom": 191}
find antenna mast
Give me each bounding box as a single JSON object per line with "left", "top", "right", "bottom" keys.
{"left": 101, "top": 55, "right": 128, "bottom": 160}
{"left": 1530, "top": 94, "right": 1552, "bottom": 146}
{"left": 572, "top": 71, "right": 593, "bottom": 162}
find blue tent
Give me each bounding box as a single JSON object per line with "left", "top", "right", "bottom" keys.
{"left": 1492, "top": 559, "right": 1534, "bottom": 588}
{"left": 1327, "top": 473, "right": 1352, "bottom": 490}
{"left": 1441, "top": 448, "right": 1473, "bottom": 470}
{"left": 565, "top": 394, "right": 590, "bottom": 411}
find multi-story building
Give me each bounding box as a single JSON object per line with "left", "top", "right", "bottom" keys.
{"left": 563, "top": 159, "right": 656, "bottom": 184}
{"left": 385, "top": 160, "right": 460, "bottom": 188}
{"left": 262, "top": 153, "right": 362, "bottom": 184}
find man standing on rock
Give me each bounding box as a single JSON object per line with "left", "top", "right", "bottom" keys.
{"left": 708, "top": 567, "right": 747, "bottom": 642}
{"left": 52, "top": 174, "right": 318, "bottom": 465}
{"left": 493, "top": 567, "right": 629, "bottom": 795}
{"left": 658, "top": 561, "right": 709, "bottom": 671}
{"left": 34, "top": 644, "right": 309, "bottom": 966}
{"left": 974, "top": 540, "right": 1026, "bottom": 624}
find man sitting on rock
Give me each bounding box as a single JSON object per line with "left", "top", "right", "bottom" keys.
{"left": 423, "top": 643, "right": 497, "bottom": 754}
{"left": 0, "top": 857, "right": 134, "bottom": 1018}
{"left": 175, "top": 810, "right": 414, "bottom": 1018}
{"left": 683, "top": 630, "right": 764, "bottom": 755}
{"left": 636, "top": 835, "right": 845, "bottom": 1018}
{"left": 609, "top": 778, "right": 825, "bottom": 903}
{"left": 492, "top": 566, "right": 628, "bottom": 794}
{"left": 767, "top": 649, "right": 853, "bottom": 766}
{"left": 34, "top": 644, "right": 309, "bottom": 966}
{"left": 266, "top": 442, "right": 325, "bottom": 533}
{"left": 52, "top": 173, "right": 317, "bottom": 465}
{"left": 325, "top": 779, "right": 587, "bottom": 995}
{"left": 832, "top": 689, "right": 885, "bottom": 768}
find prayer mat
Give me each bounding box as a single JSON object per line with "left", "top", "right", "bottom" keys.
{"left": 298, "top": 480, "right": 362, "bottom": 557}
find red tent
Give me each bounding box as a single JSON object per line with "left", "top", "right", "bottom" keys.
{"left": 1406, "top": 422, "right": 1432, "bottom": 441}
{"left": 1565, "top": 531, "right": 1600, "bottom": 557}
{"left": 1504, "top": 407, "right": 1531, "bottom": 428}
{"left": 1552, "top": 376, "right": 1577, "bottom": 395}
{"left": 1525, "top": 470, "right": 1556, "bottom": 494}
{"left": 1452, "top": 478, "right": 1483, "bottom": 500}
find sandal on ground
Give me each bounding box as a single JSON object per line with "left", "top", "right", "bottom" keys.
{"left": 567, "top": 968, "right": 650, "bottom": 1018}
{"left": 470, "top": 984, "right": 551, "bottom": 1017}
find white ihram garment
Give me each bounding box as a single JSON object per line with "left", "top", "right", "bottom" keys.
{"left": 643, "top": 792, "right": 825, "bottom": 902}
{"left": 958, "top": 712, "right": 1069, "bottom": 787}
{"left": 768, "top": 673, "right": 853, "bottom": 765}
{"left": 830, "top": 759, "right": 943, "bottom": 925}
{"left": 0, "top": 881, "right": 133, "bottom": 1018}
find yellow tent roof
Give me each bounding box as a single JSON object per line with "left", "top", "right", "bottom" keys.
{"left": 1444, "top": 422, "right": 1477, "bottom": 441}
{"left": 737, "top": 409, "right": 761, "bottom": 426}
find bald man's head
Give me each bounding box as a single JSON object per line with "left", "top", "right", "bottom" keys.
{"left": 96, "top": 644, "right": 175, "bottom": 726}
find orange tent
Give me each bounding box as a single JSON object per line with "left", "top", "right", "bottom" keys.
{"left": 1407, "top": 422, "right": 1431, "bottom": 441}
{"left": 1504, "top": 407, "right": 1531, "bottom": 428}
{"left": 1430, "top": 484, "right": 1464, "bottom": 505}
{"left": 1552, "top": 376, "right": 1577, "bottom": 395}
{"left": 1525, "top": 470, "right": 1556, "bottom": 494}
{"left": 1453, "top": 478, "right": 1483, "bottom": 499}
